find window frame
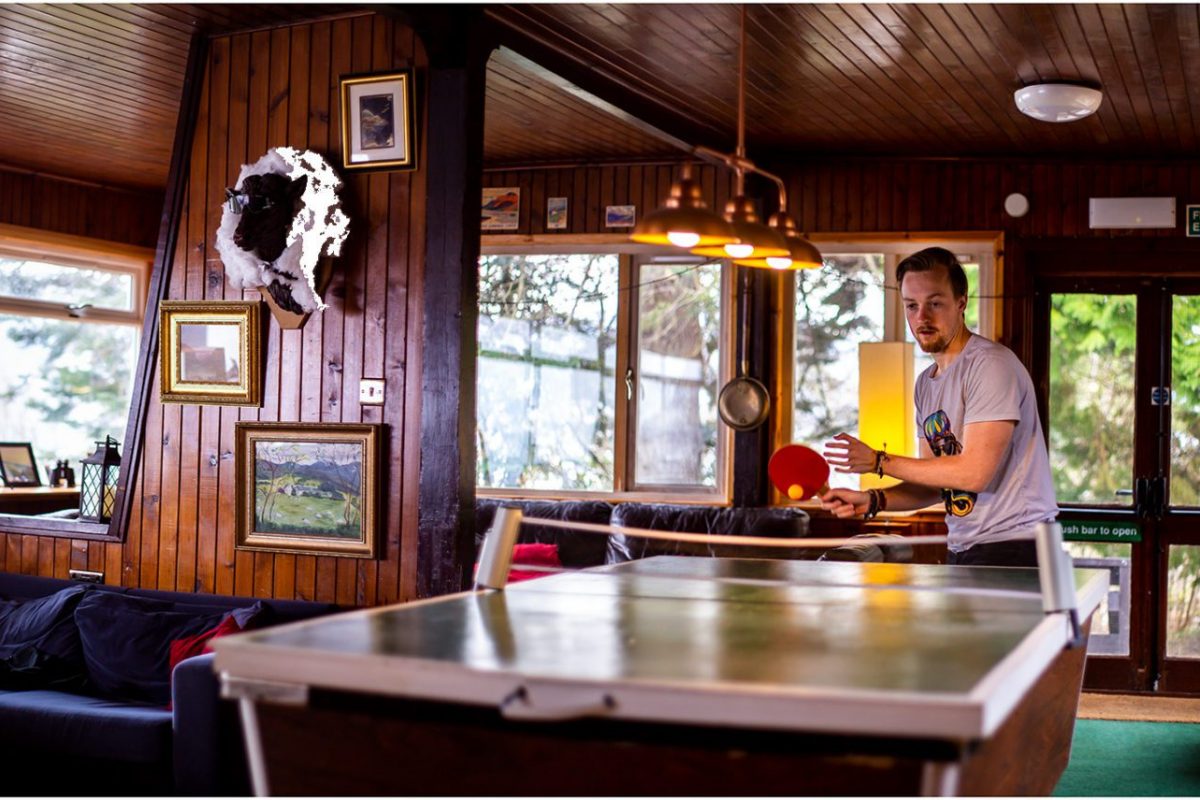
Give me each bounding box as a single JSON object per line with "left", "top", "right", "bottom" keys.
{"left": 772, "top": 231, "right": 1004, "bottom": 508}
{"left": 477, "top": 236, "right": 734, "bottom": 504}
{"left": 0, "top": 223, "right": 153, "bottom": 539}
{"left": 0, "top": 223, "right": 149, "bottom": 326}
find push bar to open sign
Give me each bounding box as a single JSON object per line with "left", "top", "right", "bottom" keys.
{"left": 1059, "top": 519, "right": 1142, "bottom": 543}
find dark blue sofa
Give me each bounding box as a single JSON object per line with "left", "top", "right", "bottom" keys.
{"left": 0, "top": 572, "right": 337, "bottom": 796}
{"left": 475, "top": 499, "right": 820, "bottom": 566}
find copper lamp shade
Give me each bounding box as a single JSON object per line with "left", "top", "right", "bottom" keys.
{"left": 691, "top": 196, "right": 788, "bottom": 260}
{"left": 630, "top": 165, "right": 736, "bottom": 249}
{"left": 735, "top": 212, "right": 824, "bottom": 270}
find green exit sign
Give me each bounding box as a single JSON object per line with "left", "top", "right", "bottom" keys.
{"left": 1060, "top": 518, "right": 1142, "bottom": 543}
{"left": 1188, "top": 205, "right": 1200, "bottom": 237}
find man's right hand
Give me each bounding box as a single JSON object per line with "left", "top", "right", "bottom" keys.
{"left": 820, "top": 488, "right": 870, "bottom": 518}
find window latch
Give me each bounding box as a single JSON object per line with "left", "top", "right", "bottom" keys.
{"left": 625, "top": 367, "right": 634, "bottom": 400}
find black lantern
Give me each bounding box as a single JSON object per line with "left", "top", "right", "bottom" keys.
{"left": 80, "top": 436, "right": 121, "bottom": 523}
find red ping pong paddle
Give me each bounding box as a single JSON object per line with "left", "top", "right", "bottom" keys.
{"left": 768, "top": 444, "right": 831, "bottom": 501}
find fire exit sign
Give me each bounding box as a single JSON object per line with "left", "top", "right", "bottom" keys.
{"left": 1188, "top": 205, "right": 1200, "bottom": 236}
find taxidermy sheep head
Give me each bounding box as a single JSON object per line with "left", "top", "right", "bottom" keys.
{"left": 216, "top": 147, "right": 350, "bottom": 314}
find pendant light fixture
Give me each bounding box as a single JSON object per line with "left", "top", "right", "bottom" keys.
{"left": 629, "top": 5, "right": 822, "bottom": 270}
{"left": 630, "top": 162, "right": 736, "bottom": 249}
{"left": 690, "top": 5, "right": 788, "bottom": 263}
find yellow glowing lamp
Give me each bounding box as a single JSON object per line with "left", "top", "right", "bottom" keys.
{"left": 630, "top": 164, "right": 736, "bottom": 249}
{"left": 858, "top": 342, "right": 915, "bottom": 490}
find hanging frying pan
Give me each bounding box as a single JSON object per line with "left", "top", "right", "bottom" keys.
{"left": 718, "top": 269, "right": 770, "bottom": 431}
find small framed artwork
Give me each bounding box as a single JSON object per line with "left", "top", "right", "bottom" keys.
{"left": 605, "top": 204, "right": 636, "bottom": 227}
{"left": 235, "top": 422, "right": 381, "bottom": 558}
{"left": 0, "top": 442, "right": 40, "bottom": 487}
{"left": 482, "top": 187, "right": 520, "bottom": 231}
{"left": 547, "top": 196, "right": 568, "bottom": 230}
{"left": 339, "top": 69, "right": 417, "bottom": 172}
{"left": 160, "top": 300, "right": 262, "bottom": 406}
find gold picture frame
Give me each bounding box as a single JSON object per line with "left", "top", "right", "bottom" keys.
{"left": 235, "top": 422, "right": 381, "bottom": 559}
{"left": 339, "top": 69, "right": 416, "bottom": 172}
{"left": 160, "top": 300, "right": 262, "bottom": 406}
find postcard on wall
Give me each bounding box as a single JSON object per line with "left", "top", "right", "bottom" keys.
{"left": 482, "top": 187, "right": 520, "bottom": 230}
{"left": 547, "top": 196, "right": 568, "bottom": 230}
{"left": 605, "top": 204, "right": 636, "bottom": 228}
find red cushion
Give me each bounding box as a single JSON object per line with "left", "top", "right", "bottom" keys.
{"left": 508, "top": 543, "right": 561, "bottom": 583}
{"left": 168, "top": 614, "right": 242, "bottom": 676}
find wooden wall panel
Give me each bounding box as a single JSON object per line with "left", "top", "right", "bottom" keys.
{"left": 482, "top": 162, "right": 737, "bottom": 236}
{"left": 2, "top": 13, "right": 428, "bottom": 605}
{"left": 0, "top": 168, "right": 159, "bottom": 247}
{"left": 485, "top": 157, "right": 1200, "bottom": 244}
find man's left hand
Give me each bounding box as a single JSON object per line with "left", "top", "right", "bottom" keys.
{"left": 823, "top": 432, "right": 877, "bottom": 475}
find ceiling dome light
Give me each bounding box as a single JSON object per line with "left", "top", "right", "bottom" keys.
{"left": 1014, "top": 83, "right": 1103, "bottom": 123}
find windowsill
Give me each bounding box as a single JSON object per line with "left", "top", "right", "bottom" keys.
{"left": 0, "top": 514, "right": 113, "bottom": 539}
{"left": 478, "top": 488, "right": 731, "bottom": 506}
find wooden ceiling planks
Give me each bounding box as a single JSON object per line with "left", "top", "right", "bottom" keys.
{"left": 484, "top": 48, "right": 681, "bottom": 166}
{"left": 0, "top": 3, "right": 357, "bottom": 190}
{"left": 5, "top": 4, "right": 1200, "bottom": 190}
{"left": 485, "top": 3, "right": 1200, "bottom": 164}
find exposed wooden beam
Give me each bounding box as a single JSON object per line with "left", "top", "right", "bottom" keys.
{"left": 484, "top": 7, "right": 730, "bottom": 154}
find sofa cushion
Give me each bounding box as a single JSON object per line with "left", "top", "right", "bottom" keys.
{"left": 74, "top": 592, "right": 225, "bottom": 705}
{"left": 0, "top": 585, "right": 88, "bottom": 689}
{"left": 609, "top": 504, "right": 814, "bottom": 561}
{"left": 476, "top": 499, "right": 614, "bottom": 568}
{"left": 0, "top": 688, "right": 171, "bottom": 763}
{"left": 509, "top": 543, "right": 562, "bottom": 583}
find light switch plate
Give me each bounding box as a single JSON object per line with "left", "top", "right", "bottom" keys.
{"left": 359, "top": 379, "right": 385, "bottom": 405}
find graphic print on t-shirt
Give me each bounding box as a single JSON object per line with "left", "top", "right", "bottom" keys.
{"left": 922, "top": 409, "right": 977, "bottom": 517}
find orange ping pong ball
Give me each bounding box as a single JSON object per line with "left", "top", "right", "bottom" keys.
{"left": 788, "top": 484, "right": 806, "bottom": 500}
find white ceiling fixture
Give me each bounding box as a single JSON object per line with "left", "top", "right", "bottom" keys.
{"left": 1013, "top": 83, "right": 1103, "bottom": 123}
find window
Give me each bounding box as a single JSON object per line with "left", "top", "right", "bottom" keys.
{"left": 0, "top": 229, "right": 147, "bottom": 484}
{"left": 476, "top": 250, "right": 727, "bottom": 498}
{"left": 789, "top": 237, "right": 999, "bottom": 492}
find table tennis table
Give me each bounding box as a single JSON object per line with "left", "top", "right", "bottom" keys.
{"left": 215, "top": 555, "right": 1107, "bottom": 796}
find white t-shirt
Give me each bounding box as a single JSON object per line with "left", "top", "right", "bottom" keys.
{"left": 913, "top": 334, "right": 1058, "bottom": 552}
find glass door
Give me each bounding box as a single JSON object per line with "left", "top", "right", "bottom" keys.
{"left": 1035, "top": 277, "right": 1200, "bottom": 693}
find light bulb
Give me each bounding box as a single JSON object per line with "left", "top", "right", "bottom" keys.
{"left": 666, "top": 230, "right": 701, "bottom": 248}
{"left": 767, "top": 256, "right": 793, "bottom": 269}
{"left": 725, "top": 242, "right": 754, "bottom": 258}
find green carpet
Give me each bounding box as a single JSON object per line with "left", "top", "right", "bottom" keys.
{"left": 1053, "top": 719, "right": 1200, "bottom": 796}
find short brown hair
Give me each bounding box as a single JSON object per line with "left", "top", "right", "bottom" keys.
{"left": 896, "top": 247, "right": 968, "bottom": 299}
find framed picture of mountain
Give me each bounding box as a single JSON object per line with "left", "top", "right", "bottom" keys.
{"left": 481, "top": 187, "right": 520, "bottom": 230}
{"left": 235, "top": 422, "right": 381, "bottom": 558}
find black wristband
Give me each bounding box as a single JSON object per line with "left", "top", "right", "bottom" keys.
{"left": 864, "top": 489, "right": 879, "bottom": 520}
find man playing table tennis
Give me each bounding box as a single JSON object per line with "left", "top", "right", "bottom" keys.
{"left": 820, "top": 246, "right": 1057, "bottom": 567}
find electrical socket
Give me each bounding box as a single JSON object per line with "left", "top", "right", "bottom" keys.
{"left": 359, "top": 379, "right": 384, "bottom": 405}
{"left": 69, "top": 569, "right": 103, "bottom": 584}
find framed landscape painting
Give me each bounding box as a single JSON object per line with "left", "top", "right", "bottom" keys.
{"left": 160, "top": 300, "right": 261, "bottom": 406}
{"left": 235, "top": 423, "right": 381, "bottom": 558}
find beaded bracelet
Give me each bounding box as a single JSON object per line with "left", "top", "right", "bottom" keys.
{"left": 872, "top": 449, "right": 889, "bottom": 478}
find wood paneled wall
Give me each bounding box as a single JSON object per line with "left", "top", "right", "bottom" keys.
{"left": 482, "top": 163, "right": 738, "bottom": 236}
{"left": 485, "top": 157, "right": 1200, "bottom": 241}
{"left": 0, "top": 167, "right": 160, "bottom": 247}
{"left": 0, "top": 13, "right": 428, "bottom": 605}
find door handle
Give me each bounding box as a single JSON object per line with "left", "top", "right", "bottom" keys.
{"left": 1134, "top": 477, "right": 1149, "bottom": 518}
